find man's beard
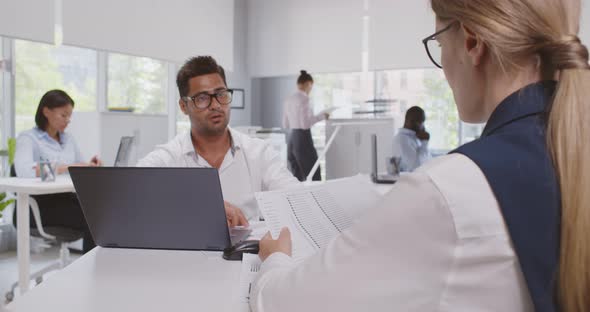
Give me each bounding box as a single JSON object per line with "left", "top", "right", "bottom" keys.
{"left": 199, "top": 116, "right": 229, "bottom": 136}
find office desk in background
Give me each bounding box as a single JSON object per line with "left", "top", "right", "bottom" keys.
{"left": 0, "top": 176, "right": 75, "bottom": 295}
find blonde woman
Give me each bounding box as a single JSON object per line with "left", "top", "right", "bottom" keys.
{"left": 251, "top": 0, "right": 589, "bottom": 311}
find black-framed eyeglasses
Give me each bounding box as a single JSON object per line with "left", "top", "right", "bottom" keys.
{"left": 182, "top": 89, "right": 234, "bottom": 110}
{"left": 421, "top": 21, "right": 457, "bottom": 69}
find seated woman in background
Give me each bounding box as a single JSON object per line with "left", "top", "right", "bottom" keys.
{"left": 14, "top": 89, "right": 102, "bottom": 253}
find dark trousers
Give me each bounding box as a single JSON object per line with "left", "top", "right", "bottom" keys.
{"left": 13, "top": 192, "right": 95, "bottom": 253}
{"left": 287, "top": 129, "right": 321, "bottom": 181}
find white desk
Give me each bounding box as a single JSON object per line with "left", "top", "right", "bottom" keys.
{"left": 3, "top": 178, "right": 395, "bottom": 310}
{"left": 0, "top": 176, "right": 75, "bottom": 295}
{"left": 7, "top": 247, "right": 247, "bottom": 312}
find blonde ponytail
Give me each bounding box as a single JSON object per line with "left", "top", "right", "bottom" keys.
{"left": 430, "top": 0, "right": 590, "bottom": 310}
{"left": 547, "top": 68, "right": 590, "bottom": 311}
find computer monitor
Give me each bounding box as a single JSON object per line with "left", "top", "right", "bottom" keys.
{"left": 114, "top": 136, "right": 134, "bottom": 167}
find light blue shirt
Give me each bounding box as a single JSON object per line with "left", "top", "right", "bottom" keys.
{"left": 392, "top": 128, "right": 431, "bottom": 172}
{"left": 14, "top": 127, "right": 83, "bottom": 178}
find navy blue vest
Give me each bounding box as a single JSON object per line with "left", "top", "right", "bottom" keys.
{"left": 452, "top": 82, "right": 561, "bottom": 312}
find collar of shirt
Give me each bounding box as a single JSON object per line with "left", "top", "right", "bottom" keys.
{"left": 482, "top": 80, "right": 555, "bottom": 137}
{"left": 296, "top": 90, "right": 309, "bottom": 99}
{"left": 34, "top": 127, "right": 68, "bottom": 146}
{"left": 398, "top": 128, "right": 417, "bottom": 138}
{"left": 179, "top": 127, "right": 242, "bottom": 168}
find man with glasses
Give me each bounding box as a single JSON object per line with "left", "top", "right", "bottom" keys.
{"left": 138, "top": 56, "right": 299, "bottom": 226}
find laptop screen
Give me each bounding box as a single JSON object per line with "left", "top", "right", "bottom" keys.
{"left": 69, "top": 167, "right": 231, "bottom": 251}
{"left": 114, "top": 136, "right": 134, "bottom": 167}
{"left": 371, "top": 134, "right": 378, "bottom": 176}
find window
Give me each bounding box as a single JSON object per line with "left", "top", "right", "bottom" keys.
{"left": 375, "top": 68, "right": 483, "bottom": 152}
{"left": 176, "top": 105, "right": 191, "bottom": 134}
{"left": 14, "top": 40, "right": 97, "bottom": 134}
{"left": 311, "top": 69, "right": 484, "bottom": 154}
{"left": 400, "top": 71, "right": 408, "bottom": 90}
{"left": 107, "top": 53, "right": 167, "bottom": 114}
{"left": 310, "top": 72, "right": 374, "bottom": 179}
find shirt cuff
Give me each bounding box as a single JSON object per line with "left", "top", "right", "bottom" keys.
{"left": 260, "top": 252, "right": 294, "bottom": 272}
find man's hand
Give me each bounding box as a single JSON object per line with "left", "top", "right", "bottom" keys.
{"left": 417, "top": 130, "right": 430, "bottom": 141}
{"left": 224, "top": 201, "right": 249, "bottom": 227}
{"left": 90, "top": 155, "right": 103, "bottom": 166}
{"left": 259, "top": 227, "right": 292, "bottom": 261}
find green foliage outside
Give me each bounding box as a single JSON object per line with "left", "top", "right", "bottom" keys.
{"left": 108, "top": 53, "right": 167, "bottom": 114}
{"left": 14, "top": 40, "right": 97, "bottom": 134}
{"left": 418, "top": 70, "right": 459, "bottom": 149}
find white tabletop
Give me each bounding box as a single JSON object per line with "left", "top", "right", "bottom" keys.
{"left": 0, "top": 176, "right": 74, "bottom": 195}
{"left": 7, "top": 247, "right": 247, "bottom": 312}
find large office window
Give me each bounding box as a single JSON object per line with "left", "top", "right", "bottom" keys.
{"left": 311, "top": 68, "right": 484, "bottom": 153}
{"left": 375, "top": 69, "right": 461, "bottom": 151}
{"left": 176, "top": 105, "right": 190, "bottom": 134}
{"left": 14, "top": 40, "right": 97, "bottom": 134}
{"left": 107, "top": 53, "right": 167, "bottom": 114}
{"left": 373, "top": 69, "right": 484, "bottom": 151}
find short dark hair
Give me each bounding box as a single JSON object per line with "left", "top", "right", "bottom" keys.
{"left": 405, "top": 106, "right": 425, "bottom": 123}
{"left": 35, "top": 90, "right": 75, "bottom": 130}
{"left": 297, "top": 70, "right": 313, "bottom": 85}
{"left": 176, "top": 56, "right": 227, "bottom": 97}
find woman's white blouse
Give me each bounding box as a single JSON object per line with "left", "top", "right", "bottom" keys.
{"left": 251, "top": 153, "right": 533, "bottom": 312}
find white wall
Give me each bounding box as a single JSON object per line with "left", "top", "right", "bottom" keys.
{"left": 369, "top": 0, "right": 436, "bottom": 70}
{"left": 247, "top": 0, "right": 364, "bottom": 77}
{"left": 227, "top": 0, "right": 252, "bottom": 127}
{"left": 62, "top": 0, "right": 234, "bottom": 69}
{"left": 581, "top": 0, "right": 590, "bottom": 46}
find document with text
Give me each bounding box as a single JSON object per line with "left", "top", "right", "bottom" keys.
{"left": 255, "top": 175, "right": 383, "bottom": 261}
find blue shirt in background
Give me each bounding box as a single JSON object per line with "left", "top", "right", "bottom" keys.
{"left": 14, "top": 127, "right": 83, "bottom": 178}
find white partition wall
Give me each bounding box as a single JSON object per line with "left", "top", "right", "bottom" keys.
{"left": 100, "top": 113, "right": 168, "bottom": 166}
{"left": 0, "top": 0, "right": 55, "bottom": 43}
{"left": 247, "top": 0, "right": 364, "bottom": 77}
{"left": 67, "top": 112, "right": 168, "bottom": 166}
{"left": 68, "top": 112, "right": 101, "bottom": 161}
{"left": 325, "top": 118, "right": 395, "bottom": 180}
{"left": 62, "top": 0, "right": 234, "bottom": 69}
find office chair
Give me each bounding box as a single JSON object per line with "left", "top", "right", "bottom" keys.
{"left": 5, "top": 165, "right": 84, "bottom": 303}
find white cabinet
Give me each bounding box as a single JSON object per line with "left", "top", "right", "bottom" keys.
{"left": 325, "top": 118, "right": 395, "bottom": 180}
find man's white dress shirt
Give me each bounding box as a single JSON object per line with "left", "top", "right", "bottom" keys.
{"left": 250, "top": 154, "right": 533, "bottom": 312}
{"left": 392, "top": 128, "right": 431, "bottom": 172}
{"left": 282, "top": 90, "right": 325, "bottom": 130}
{"left": 137, "top": 128, "right": 300, "bottom": 220}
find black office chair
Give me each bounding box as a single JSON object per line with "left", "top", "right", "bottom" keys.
{"left": 5, "top": 165, "right": 84, "bottom": 303}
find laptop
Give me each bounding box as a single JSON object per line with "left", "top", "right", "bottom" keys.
{"left": 371, "top": 134, "right": 397, "bottom": 184}
{"left": 69, "top": 167, "right": 245, "bottom": 251}
{"left": 114, "top": 136, "right": 134, "bottom": 167}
